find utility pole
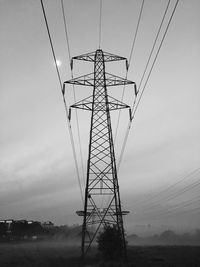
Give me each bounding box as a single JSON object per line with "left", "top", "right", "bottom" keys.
{"left": 65, "top": 49, "right": 135, "bottom": 258}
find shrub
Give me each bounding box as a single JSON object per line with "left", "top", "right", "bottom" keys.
{"left": 97, "top": 225, "right": 125, "bottom": 260}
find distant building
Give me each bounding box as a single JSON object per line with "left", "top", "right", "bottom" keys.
{"left": 42, "top": 221, "right": 54, "bottom": 229}
{"left": 0, "top": 219, "right": 52, "bottom": 240}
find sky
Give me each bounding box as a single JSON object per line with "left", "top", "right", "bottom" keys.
{"left": 0, "top": 0, "right": 200, "bottom": 234}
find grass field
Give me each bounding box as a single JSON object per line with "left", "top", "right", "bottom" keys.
{"left": 0, "top": 241, "right": 199, "bottom": 267}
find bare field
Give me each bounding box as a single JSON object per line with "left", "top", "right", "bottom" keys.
{"left": 0, "top": 241, "right": 199, "bottom": 267}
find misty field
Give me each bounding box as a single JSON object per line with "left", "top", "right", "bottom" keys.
{"left": 0, "top": 241, "right": 200, "bottom": 267}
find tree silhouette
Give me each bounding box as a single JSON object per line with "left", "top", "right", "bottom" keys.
{"left": 97, "top": 225, "right": 124, "bottom": 260}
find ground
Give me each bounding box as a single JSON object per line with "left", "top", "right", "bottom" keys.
{"left": 0, "top": 241, "right": 199, "bottom": 267}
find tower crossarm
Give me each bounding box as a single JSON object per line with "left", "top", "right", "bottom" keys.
{"left": 107, "top": 95, "right": 130, "bottom": 110}
{"left": 105, "top": 73, "right": 134, "bottom": 87}
{"left": 70, "top": 95, "right": 130, "bottom": 112}
{"left": 65, "top": 72, "right": 134, "bottom": 87}
{"left": 65, "top": 73, "right": 94, "bottom": 86}
{"left": 71, "top": 96, "right": 93, "bottom": 111}
{"left": 71, "top": 50, "right": 128, "bottom": 63}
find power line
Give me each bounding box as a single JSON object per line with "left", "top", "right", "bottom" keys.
{"left": 168, "top": 198, "right": 200, "bottom": 210}
{"left": 164, "top": 179, "right": 200, "bottom": 202}
{"left": 131, "top": 0, "right": 180, "bottom": 119}
{"left": 128, "top": 0, "right": 145, "bottom": 66}
{"left": 114, "top": 0, "right": 145, "bottom": 144}
{"left": 99, "top": 0, "right": 102, "bottom": 48}
{"left": 136, "top": 176, "right": 200, "bottom": 213}
{"left": 139, "top": 197, "right": 200, "bottom": 215}
{"left": 134, "top": 176, "right": 200, "bottom": 215}
{"left": 138, "top": 203, "right": 200, "bottom": 221}
{"left": 40, "top": 0, "right": 84, "bottom": 203}
{"left": 117, "top": 0, "right": 180, "bottom": 170}
{"left": 137, "top": 0, "right": 171, "bottom": 93}
{"left": 61, "top": 0, "right": 71, "bottom": 62}
{"left": 40, "top": 0, "right": 62, "bottom": 89}
{"left": 162, "top": 206, "right": 200, "bottom": 218}
{"left": 133, "top": 167, "right": 200, "bottom": 207}
{"left": 61, "top": 0, "right": 86, "bottom": 186}
{"left": 153, "top": 199, "right": 200, "bottom": 219}
{"left": 134, "top": 189, "right": 200, "bottom": 220}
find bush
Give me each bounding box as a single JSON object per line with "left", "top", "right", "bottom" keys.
{"left": 97, "top": 225, "right": 125, "bottom": 260}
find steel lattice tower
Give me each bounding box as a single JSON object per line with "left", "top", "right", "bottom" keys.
{"left": 65, "top": 49, "right": 135, "bottom": 258}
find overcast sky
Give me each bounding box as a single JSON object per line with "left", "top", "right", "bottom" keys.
{"left": 0, "top": 0, "right": 200, "bottom": 234}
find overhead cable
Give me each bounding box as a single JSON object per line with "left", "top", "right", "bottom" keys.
{"left": 61, "top": 0, "right": 86, "bottom": 185}
{"left": 128, "top": 0, "right": 145, "bottom": 66}
{"left": 137, "top": 203, "right": 200, "bottom": 221}
{"left": 40, "top": 0, "right": 84, "bottom": 203}
{"left": 114, "top": 0, "right": 145, "bottom": 143}
{"left": 134, "top": 170, "right": 200, "bottom": 213}
{"left": 117, "top": 0, "right": 180, "bottom": 170}
{"left": 137, "top": 0, "right": 171, "bottom": 93}
{"left": 40, "top": 0, "right": 62, "bottom": 89}
{"left": 131, "top": 0, "right": 180, "bottom": 119}
{"left": 133, "top": 167, "right": 200, "bottom": 207}
{"left": 99, "top": 0, "right": 102, "bottom": 48}
{"left": 140, "top": 179, "right": 200, "bottom": 213}
{"left": 61, "top": 0, "right": 71, "bottom": 61}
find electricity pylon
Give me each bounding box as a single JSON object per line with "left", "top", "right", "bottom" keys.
{"left": 65, "top": 49, "right": 135, "bottom": 258}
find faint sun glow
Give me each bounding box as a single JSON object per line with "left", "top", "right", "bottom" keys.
{"left": 55, "top": 59, "right": 62, "bottom": 67}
